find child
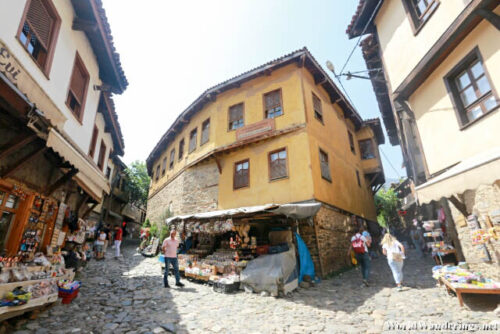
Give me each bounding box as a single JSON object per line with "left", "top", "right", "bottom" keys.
{"left": 95, "top": 230, "right": 106, "bottom": 260}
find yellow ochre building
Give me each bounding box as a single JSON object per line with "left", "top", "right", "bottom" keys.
{"left": 145, "top": 48, "right": 385, "bottom": 276}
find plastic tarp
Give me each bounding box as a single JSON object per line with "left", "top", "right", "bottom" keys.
{"left": 166, "top": 202, "right": 322, "bottom": 224}
{"left": 240, "top": 248, "right": 297, "bottom": 296}
{"left": 295, "top": 233, "right": 315, "bottom": 283}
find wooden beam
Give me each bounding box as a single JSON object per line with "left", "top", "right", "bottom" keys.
{"left": 214, "top": 155, "right": 222, "bottom": 174}
{"left": 476, "top": 8, "right": 500, "bottom": 30}
{"left": 44, "top": 169, "right": 78, "bottom": 196}
{"left": 76, "top": 194, "right": 90, "bottom": 216}
{"left": 82, "top": 203, "right": 98, "bottom": 219}
{"left": 72, "top": 18, "right": 98, "bottom": 33}
{"left": 0, "top": 135, "right": 37, "bottom": 161}
{"left": 1, "top": 146, "right": 47, "bottom": 178}
{"left": 448, "top": 195, "right": 469, "bottom": 217}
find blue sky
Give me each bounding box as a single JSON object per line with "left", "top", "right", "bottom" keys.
{"left": 102, "top": 0, "right": 406, "bottom": 180}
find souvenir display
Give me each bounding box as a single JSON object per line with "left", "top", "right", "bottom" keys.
{"left": 432, "top": 265, "right": 500, "bottom": 289}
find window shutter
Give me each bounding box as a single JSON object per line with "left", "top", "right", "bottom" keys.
{"left": 265, "top": 91, "right": 280, "bottom": 109}
{"left": 229, "top": 104, "right": 243, "bottom": 122}
{"left": 71, "top": 64, "right": 87, "bottom": 103}
{"left": 26, "top": 0, "right": 53, "bottom": 49}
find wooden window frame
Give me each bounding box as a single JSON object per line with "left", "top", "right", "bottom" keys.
{"left": 65, "top": 52, "right": 90, "bottom": 123}
{"left": 228, "top": 103, "right": 245, "bottom": 131}
{"left": 359, "top": 139, "right": 376, "bottom": 160}
{"left": 356, "top": 170, "right": 361, "bottom": 188}
{"left": 189, "top": 128, "right": 197, "bottom": 153}
{"left": 169, "top": 149, "right": 175, "bottom": 170}
{"left": 348, "top": 131, "right": 356, "bottom": 155}
{"left": 312, "top": 93, "right": 324, "bottom": 124}
{"left": 201, "top": 118, "right": 210, "bottom": 146}
{"left": 88, "top": 125, "right": 98, "bottom": 158}
{"left": 97, "top": 139, "right": 106, "bottom": 171}
{"left": 444, "top": 47, "right": 499, "bottom": 130}
{"left": 319, "top": 148, "right": 332, "bottom": 182}
{"left": 178, "top": 138, "right": 185, "bottom": 161}
{"left": 263, "top": 88, "right": 284, "bottom": 119}
{"left": 401, "top": 0, "right": 440, "bottom": 35}
{"left": 268, "top": 147, "right": 289, "bottom": 182}
{"left": 155, "top": 165, "right": 160, "bottom": 182}
{"left": 161, "top": 157, "right": 167, "bottom": 176}
{"left": 0, "top": 188, "right": 21, "bottom": 253}
{"left": 16, "top": 0, "right": 61, "bottom": 77}
{"left": 233, "top": 159, "right": 250, "bottom": 190}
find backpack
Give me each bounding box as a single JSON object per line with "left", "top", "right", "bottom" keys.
{"left": 352, "top": 235, "right": 366, "bottom": 254}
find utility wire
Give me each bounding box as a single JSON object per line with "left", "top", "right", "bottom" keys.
{"left": 339, "top": 0, "right": 384, "bottom": 76}
{"left": 380, "top": 147, "right": 401, "bottom": 179}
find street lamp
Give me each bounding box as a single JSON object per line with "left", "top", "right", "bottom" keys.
{"left": 325, "top": 60, "right": 384, "bottom": 82}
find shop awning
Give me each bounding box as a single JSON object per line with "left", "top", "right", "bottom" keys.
{"left": 416, "top": 147, "right": 500, "bottom": 204}
{"left": 46, "top": 128, "right": 110, "bottom": 201}
{"left": 166, "top": 202, "right": 322, "bottom": 224}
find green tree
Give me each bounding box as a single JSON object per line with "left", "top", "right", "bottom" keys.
{"left": 375, "top": 188, "right": 399, "bottom": 229}
{"left": 124, "top": 160, "right": 150, "bottom": 207}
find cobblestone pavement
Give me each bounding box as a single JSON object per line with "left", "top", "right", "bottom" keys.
{"left": 12, "top": 241, "right": 500, "bottom": 334}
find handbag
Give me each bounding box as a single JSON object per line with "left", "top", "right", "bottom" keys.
{"left": 392, "top": 252, "right": 403, "bottom": 262}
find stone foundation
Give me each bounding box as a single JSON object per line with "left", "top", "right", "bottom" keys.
{"left": 447, "top": 183, "right": 500, "bottom": 280}
{"left": 146, "top": 161, "right": 219, "bottom": 226}
{"left": 299, "top": 205, "right": 356, "bottom": 277}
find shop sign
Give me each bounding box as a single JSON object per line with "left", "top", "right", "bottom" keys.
{"left": 0, "top": 43, "right": 22, "bottom": 82}
{"left": 236, "top": 118, "right": 275, "bottom": 141}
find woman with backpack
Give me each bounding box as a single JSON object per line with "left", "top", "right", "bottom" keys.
{"left": 347, "top": 227, "right": 372, "bottom": 286}
{"left": 381, "top": 233, "right": 406, "bottom": 291}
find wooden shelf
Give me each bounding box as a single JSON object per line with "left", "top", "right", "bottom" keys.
{"left": 0, "top": 293, "right": 58, "bottom": 321}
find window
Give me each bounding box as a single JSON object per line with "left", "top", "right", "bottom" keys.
{"left": 264, "top": 89, "right": 283, "bottom": 119}
{"left": 348, "top": 131, "right": 356, "bottom": 154}
{"left": 312, "top": 93, "right": 323, "bottom": 123}
{"left": 155, "top": 165, "right": 160, "bottom": 182}
{"left": 169, "top": 149, "right": 175, "bottom": 169}
{"left": 97, "top": 140, "right": 106, "bottom": 171}
{"left": 17, "top": 0, "right": 61, "bottom": 75}
{"left": 66, "top": 53, "right": 90, "bottom": 122}
{"left": 233, "top": 159, "right": 249, "bottom": 189}
{"left": 359, "top": 139, "right": 376, "bottom": 160}
{"left": 403, "top": 0, "right": 439, "bottom": 32}
{"left": 356, "top": 170, "right": 361, "bottom": 187}
{"left": 268, "top": 148, "right": 288, "bottom": 181}
{"left": 89, "top": 125, "right": 98, "bottom": 158}
{"left": 178, "top": 139, "right": 185, "bottom": 160}
{"left": 201, "top": 119, "right": 210, "bottom": 145}
{"left": 189, "top": 128, "right": 197, "bottom": 153}
{"left": 319, "top": 149, "right": 331, "bottom": 182}
{"left": 445, "top": 48, "right": 499, "bottom": 127}
{"left": 161, "top": 157, "right": 167, "bottom": 176}
{"left": 228, "top": 103, "right": 244, "bottom": 130}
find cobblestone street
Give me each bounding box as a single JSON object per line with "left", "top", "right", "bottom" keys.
{"left": 11, "top": 242, "right": 499, "bottom": 334}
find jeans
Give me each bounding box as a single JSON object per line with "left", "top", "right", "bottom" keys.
{"left": 355, "top": 253, "right": 371, "bottom": 280}
{"left": 388, "top": 259, "right": 404, "bottom": 284}
{"left": 412, "top": 239, "right": 423, "bottom": 258}
{"left": 114, "top": 240, "right": 121, "bottom": 257}
{"left": 164, "top": 257, "right": 181, "bottom": 286}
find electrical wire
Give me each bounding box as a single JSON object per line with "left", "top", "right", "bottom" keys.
{"left": 339, "top": 0, "right": 384, "bottom": 76}
{"left": 380, "top": 147, "right": 401, "bottom": 179}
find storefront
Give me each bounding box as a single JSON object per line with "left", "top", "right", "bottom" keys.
{"left": 165, "top": 203, "right": 321, "bottom": 296}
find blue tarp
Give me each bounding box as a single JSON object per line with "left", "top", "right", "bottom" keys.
{"left": 295, "top": 232, "right": 315, "bottom": 283}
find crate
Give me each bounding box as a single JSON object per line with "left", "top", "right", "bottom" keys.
{"left": 213, "top": 281, "right": 240, "bottom": 294}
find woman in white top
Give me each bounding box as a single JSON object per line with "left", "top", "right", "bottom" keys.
{"left": 381, "top": 233, "right": 406, "bottom": 291}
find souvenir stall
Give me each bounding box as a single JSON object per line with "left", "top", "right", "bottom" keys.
{"left": 166, "top": 203, "right": 321, "bottom": 296}
{"left": 0, "top": 181, "right": 85, "bottom": 320}
{"left": 422, "top": 220, "right": 458, "bottom": 265}
{"left": 432, "top": 265, "right": 500, "bottom": 307}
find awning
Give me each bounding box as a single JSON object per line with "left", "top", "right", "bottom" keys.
{"left": 416, "top": 147, "right": 500, "bottom": 204}
{"left": 166, "top": 202, "right": 322, "bottom": 224}
{"left": 46, "top": 128, "right": 110, "bottom": 201}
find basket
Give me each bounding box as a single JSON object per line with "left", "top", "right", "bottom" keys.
{"left": 58, "top": 288, "right": 79, "bottom": 304}
{"left": 213, "top": 281, "right": 240, "bottom": 294}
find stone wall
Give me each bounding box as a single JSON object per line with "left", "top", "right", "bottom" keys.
{"left": 146, "top": 161, "right": 219, "bottom": 226}
{"left": 298, "top": 221, "right": 320, "bottom": 275}
{"left": 447, "top": 183, "right": 500, "bottom": 280}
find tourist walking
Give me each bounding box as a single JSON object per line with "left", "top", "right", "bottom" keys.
{"left": 381, "top": 233, "right": 406, "bottom": 291}
{"left": 162, "top": 230, "right": 184, "bottom": 288}
{"left": 95, "top": 230, "right": 106, "bottom": 260}
{"left": 348, "top": 227, "right": 372, "bottom": 286}
{"left": 410, "top": 220, "right": 424, "bottom": 258}
{"left": 114, "top": 225, "right": 123, "bottom": 258}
